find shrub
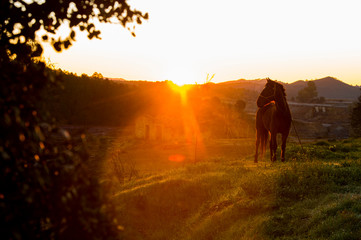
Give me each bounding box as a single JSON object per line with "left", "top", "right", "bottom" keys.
{"left": 0, "top": 58, "right": 120, "bottom": 239}
{"left": 111, "top": 150, "right": 139, "bottom": 184}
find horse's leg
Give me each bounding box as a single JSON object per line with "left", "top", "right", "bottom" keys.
{"left": 281, "top": 132, "right": 288, "bottom": 162}
{"left": 270, "top": 133, "right": 277, "bottom": 162}
{"left": 255, "top": 130, "right": 260, "bottom": 163}
{"left": 273, "top": 135, "right": 278, "bottom": 162}
{"left": 255, "top": 108, "right": 264, "bottom": 163}
{"left": 269, "top": 133, "right": 273, "bottom": 162}
{"left": 269, "top": 136, "right": 273, "bottom": 162}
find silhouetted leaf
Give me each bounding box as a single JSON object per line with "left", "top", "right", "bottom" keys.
{"left": 64, "top": 40, "right": 71, "bottom": 49}
{"left": 70, "top": 30, "right": 75, "bottom": 40}
{"left": 53, "top": 41, "right": 61, "bottom": 52}
{"left": 87, "top": 23, "right": 95, "bottom": 31}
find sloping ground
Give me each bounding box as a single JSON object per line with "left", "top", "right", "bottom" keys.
{"left": 108, "top": 139, "right": 361, "bottom": 240}
{"left": 113, "top": 160, "right": 274, "bottom": 240}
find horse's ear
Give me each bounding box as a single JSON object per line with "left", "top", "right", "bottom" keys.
{"left": 266, "top": 78, "right": 271, "bottom": 83}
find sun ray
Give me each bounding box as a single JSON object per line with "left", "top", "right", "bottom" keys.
{"left": 167, "top": 81, "right": 205, "bottom": 161}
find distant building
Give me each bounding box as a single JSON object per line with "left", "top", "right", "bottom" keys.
{"left": 287, "top": 101, "right": 352, "bottom": 138}
{"left": 135, "top": 114, "right": 184, "bottom": 141}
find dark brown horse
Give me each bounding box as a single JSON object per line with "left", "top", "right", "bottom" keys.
{"left": 254, "top": 79, "right": 292, "bottom": 163}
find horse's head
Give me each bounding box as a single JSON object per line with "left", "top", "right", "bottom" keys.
{"left": 257, "top": 78, "right": 277, "bottom": 107}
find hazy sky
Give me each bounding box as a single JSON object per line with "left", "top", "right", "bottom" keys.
{"left": 41, "top": 0, "right": 361, "bottom": 86}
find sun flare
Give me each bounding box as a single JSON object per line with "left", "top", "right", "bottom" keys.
{"left": 162, "top": 64, "right": 198, "bottom": 86}
{"left": 167, "top": 81, "right": 192, "bottom": 105}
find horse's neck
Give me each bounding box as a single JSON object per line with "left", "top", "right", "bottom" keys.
{"left": 276, "top": 96, "right": 292, "bottom": 119}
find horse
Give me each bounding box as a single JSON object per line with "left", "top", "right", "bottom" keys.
{"left": 254, "top": 78, "right": 292, "bottom": 163}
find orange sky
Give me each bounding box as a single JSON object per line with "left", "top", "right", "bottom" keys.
{"left": 41, "top": 0, "right": 361, "bottom": 86}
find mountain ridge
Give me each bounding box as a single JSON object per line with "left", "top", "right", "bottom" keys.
{"left": 218, "top": 76, "right": 360, "bottom": 100}
{"left": 110, "top": 76, "right": 360, "bottom": 100}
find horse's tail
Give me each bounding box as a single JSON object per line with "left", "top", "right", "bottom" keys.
{"left": 255, "top": 107, "right": 269, "bottom": 162}
{"left": 259, "top": 129, "right": 269, "bottom": 157}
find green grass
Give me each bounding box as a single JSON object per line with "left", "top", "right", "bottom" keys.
{"left": 101, "top": 138, "right": 361, "bottom": 239}
{"left": 264, "top": 160, "right": 361, "bottom": 240}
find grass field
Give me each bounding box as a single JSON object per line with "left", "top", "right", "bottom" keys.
{"left": 89, "top": 134, "right": 361, "bottom": 240}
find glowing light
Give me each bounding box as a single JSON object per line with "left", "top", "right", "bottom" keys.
{"left": 40, "top": 0, "right": 361, "bottom": 86}
{"left": 19, "top": 134, "right": 25, "bottom": 142}
{"left": 163, "top": 69, "right": 197, "bottom": 86}
{"left": 167, "top": 81, "right": 192, "bottom": 105}
{"left": 168, "top": 154, "right": 185, "bottom": 162}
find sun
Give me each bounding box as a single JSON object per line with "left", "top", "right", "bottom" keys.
{"left": 167, "top": 80, "right": 192, "bottom": 105}
{"left": 162, "top": 64, "right": 198, "bottom": 86}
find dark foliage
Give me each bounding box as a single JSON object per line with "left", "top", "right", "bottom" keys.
{"left": 43, "top": 72, "right": 142, "bottom": 126}
{"left": 1, "top": 0, "right": 148, "bottom": 59}
{"left": 0, "top": 56, "right": 122, "bottom": 240}
{"left": 1, "top": 0, "right": 147, "bottom": 239}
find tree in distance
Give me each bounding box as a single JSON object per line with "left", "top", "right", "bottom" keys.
{"left": 296, "top": 81, "right": 318, "bottom": 103}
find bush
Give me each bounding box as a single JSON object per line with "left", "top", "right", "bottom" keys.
{"left": 0, "top": 58, "right": 120, "bottom": 239}
{"left": 1, "top": 0, "right": 147, "bottom": 238}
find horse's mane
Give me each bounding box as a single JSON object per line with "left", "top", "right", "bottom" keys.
{"left": 266, "top": 79, "right": 286, "bottom": 97}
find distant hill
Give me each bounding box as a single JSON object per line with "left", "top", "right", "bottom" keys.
{"left": 109, "top": 76, "right": 359, "bottom": 100}
{"left": 218, "top": 76, "right": 360, "bottom": 100}
{"left": 285, "top": 77, "right": 360, "bottom": 100}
